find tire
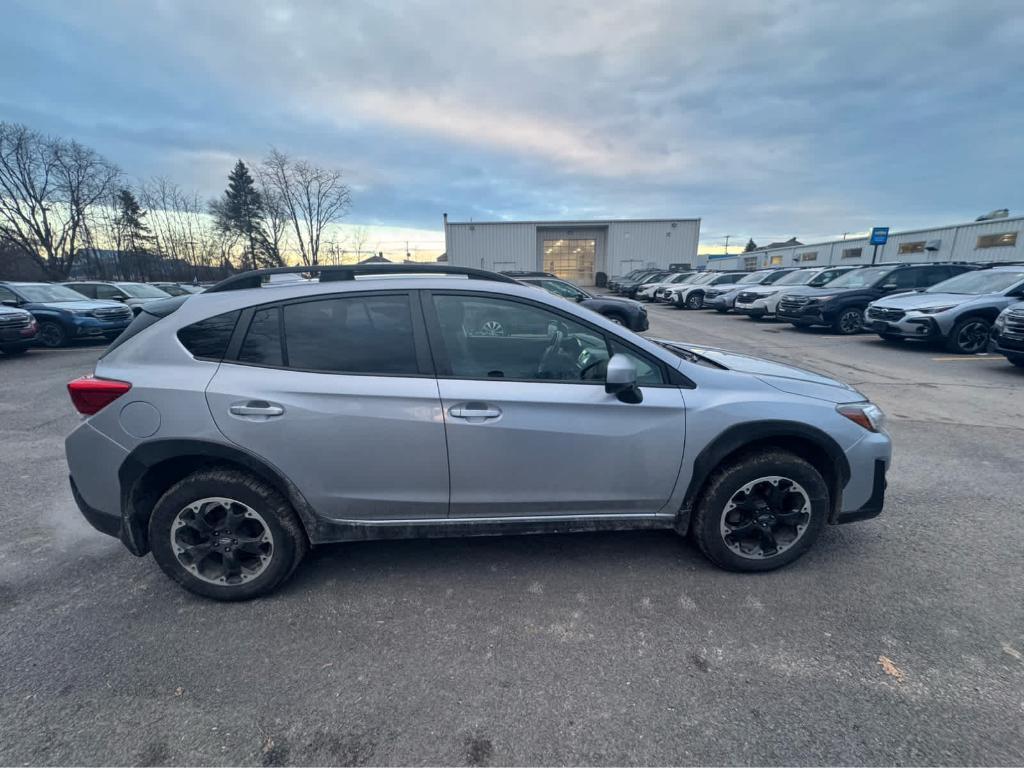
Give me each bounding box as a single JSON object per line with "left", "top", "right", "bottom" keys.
{"left": 37, "top": 321, "right": 68, "bottom": 348}
{"left": 1007, "top": 355, "right": 1024, "bottom": 368}
{"left": 685, "top": 292, "right": 704, "bottom": 310}
{"left": 945, "top": 316, "right": 990, "bottom": 354}
{"left": 691, "top": 450, "right": 828, "bottom": 572}
{"left": 149, "top": 469, "right": 309, "bottom": 601}
{"left": 714, "top": 307, "right": 729, "bottom": 314}
{"left": 878, "top": 333, "right": 904, "bottom": 344}
{"left": 832, "top": 307, "right": 864, "bottom": 335}
{"left": 0, "top": 345, "right": 28, "bottom": 355}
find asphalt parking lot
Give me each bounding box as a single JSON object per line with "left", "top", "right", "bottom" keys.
{"left": 1, "top": 309, "right": 1022, "bottom": 767}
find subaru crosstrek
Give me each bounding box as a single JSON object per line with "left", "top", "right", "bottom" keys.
{"left": 0, "top": 282, "right": 133, "bottom": 347}
{"left": 864, "top": 266, "right": 1024, "bottom": 353}
{"left": 65, "top": 265, "right": 891, "bottom": 601}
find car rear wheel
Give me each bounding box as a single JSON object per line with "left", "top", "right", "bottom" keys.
{"left": 833, "top": 307, "right": 864, "bottom": 335}
{"left": 149, "top": 469, "right": 308, "bottom": 601}
{"left": 37, "top": 321, "right": 68, "bottom": 348}
{"left": 945, "top": 317, "right": 990, "bottom": 354}
{"left": 685, "top": 292, "right": 704, "bottom": 310}
{"left": 691, "top": 450, "right": 828, "bottom": 572}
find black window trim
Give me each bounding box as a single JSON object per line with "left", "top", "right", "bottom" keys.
{"left": 420, "top": 288, "right": 693, "bottom": 389}
{"left": 220, "top": 289, "right": 436, "bottom": 378}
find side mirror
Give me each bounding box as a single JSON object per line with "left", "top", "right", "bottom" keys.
{"left": 605, "top": 354, "right": 643, "bottom": 404}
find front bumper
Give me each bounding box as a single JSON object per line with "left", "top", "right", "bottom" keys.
{"left": 834, "top": 429, "right": 891, "bottom": 523}
{"left": 835, "top": 459, "right": 887, "bottom": 524}
{"left": 734, "top": 298, "right": 770, "bottom": 317}
{"left": 863, "top": 312, "right": 942, "bottom": 338}
{"left": 69, "top": 315, "right": 132, "bottom": 338}
{"left": 703, "top": 294, "right": 735, "bottom": 310}
{"left": 777, "top": 303, "right": 833, "bottom": 325}
{"left": 991, "top": 327, "right": 1024, "bottom": 358}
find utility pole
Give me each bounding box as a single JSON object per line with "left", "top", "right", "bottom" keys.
{"left": 724, "top": 235, "right": 732, "bottom": 255}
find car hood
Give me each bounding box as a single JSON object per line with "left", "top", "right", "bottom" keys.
{"left": 655, "top": 340, "right": 863, "bottom": 403}
{"left": 776, "top": 286, "right": 841, "bottom": 298}
{"left": 737, "top": 284, "right": 790, "bottom": 296}
{"left": 26, "top": 299, "right": 126, "bottom": 311}
{"left": 872, "top": 291, "right": 987, "bottom": 309}
{"left": 590, "top": 295, "right": 642, "bottom": 308}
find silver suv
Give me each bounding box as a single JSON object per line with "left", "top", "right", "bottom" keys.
{"left": 65, "top": 265, "right": 892, "bottom": 600}
{"left": 864, "top": 266, "right": 1024, "bottom": 353}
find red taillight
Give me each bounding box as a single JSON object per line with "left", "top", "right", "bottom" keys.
{"left": 67, "top": 376, "right": 132, "bottom": 415}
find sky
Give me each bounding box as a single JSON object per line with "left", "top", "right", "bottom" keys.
{"left": 2, "top": 0, "right": 1022, "bottom": 258}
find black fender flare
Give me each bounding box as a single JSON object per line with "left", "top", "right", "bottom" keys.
{"left": 678, "top": 420, "right": 851, "bottom": 528}
{"left": 117, "top": 439, "right": 320, "bottom": 555}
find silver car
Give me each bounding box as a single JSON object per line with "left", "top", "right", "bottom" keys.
{"left": 864, "top": 267, "right": 1024, "bottom": 353}
{"left": 65, "top": 265, "right": 891, "bottom": 600}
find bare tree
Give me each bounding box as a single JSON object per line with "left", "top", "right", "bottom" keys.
{"left": 349, "top": 225, "right": 370, "bottom": 262}
{"left": 254, "top": 165, "right": 288, "bottom": 266}
{"left": 261, "top": 148, "right": 351, "bottom": 266}
{"left": 0, "top": 122, "right": 120, "bottom": 278}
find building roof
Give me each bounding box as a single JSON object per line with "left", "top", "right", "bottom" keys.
{"left": 445, "top": 217, "right": 699, "bottom": 226}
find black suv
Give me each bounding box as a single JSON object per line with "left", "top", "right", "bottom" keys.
{"left": 777, "top": 263, "right": 977, "bottom": 334}
{"left": 518, "top": 276, "right": 649, "bottom": 331}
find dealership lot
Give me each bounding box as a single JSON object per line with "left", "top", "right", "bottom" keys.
{"left": 1, "top": 311, "right": 1022, "bottom": 766}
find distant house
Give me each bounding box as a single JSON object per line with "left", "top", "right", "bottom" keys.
{"left": 357, "top": 253, "right": 392, "bottom": 264}
{"left": 435, "top": 252, "right": 448, "bottom": 262}
{"left": 762, "top": 238, "right": 804, "bottom": 249}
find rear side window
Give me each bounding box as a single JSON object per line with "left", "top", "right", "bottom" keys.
{"left": 238, "top": 307, "right": 283, "bottom": 366}
{"left": 177, "top": 310, "right": 241, "bottom": 360}
{"left": 282, "top": 295, "right": 418, "bottom": 374}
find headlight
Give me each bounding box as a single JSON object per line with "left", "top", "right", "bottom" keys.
{"left": 994, "top": 312, "right": 1008, "bottom": 330}
{"left": 759, "top": 290, "right": 779, "bottom": 298}
{"left": 911, "top": 305, "right": 956, "bottom": 315}
{"left": 837, "top": 402, "right": 887, "bottom": 433}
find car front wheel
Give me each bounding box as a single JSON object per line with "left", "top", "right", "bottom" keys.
{"left": 833, "top": 307, "right": 864, "bottom": 335}
{"left": 945, "top": 317, "right": 990, "bottom": 354}
{"left": 149, "top": 469, "right": 308, "bottom": 601}
{"left": 685, "top": 292, "right": 704, "bottom": 310}
{"left": 37, "top": 321, "right": 68, "bottom": 348}
{"left": 691, "top": 450, "right": 828, "bottom": 572}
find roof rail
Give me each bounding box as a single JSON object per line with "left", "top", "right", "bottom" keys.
{"left": 205, "top": 264, "right": 520, "bottom": 293}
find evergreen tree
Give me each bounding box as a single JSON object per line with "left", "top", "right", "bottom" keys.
{"left": 114, "top": 188, "right": 152, "bottom": 279}
{"left": 743, "top": 238, "right": 758, "bottom": 252}
{"left": 211, "top": 160, "right": 268, "bottom": 271}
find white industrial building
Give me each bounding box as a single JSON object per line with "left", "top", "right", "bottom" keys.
{"left": 443, "top": 215, "right": 700, "bottom": 287}
{"left": 707, "top": 215, "right": 1024, "bottom": 272}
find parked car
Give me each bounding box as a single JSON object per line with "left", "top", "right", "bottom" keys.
{"left": 990, "top": 302, "right": 1024, "bottom": 367}
{"left": 864, "top": 266, "right": 1024, "bottom": 353}
{"left": 617, "top": 270, "right": 671, "bottom": 298}
{"left": 519, "top": 276, "right": 649, "bottom": 331}
{"left": 607, "top": 269, "right": 647, "bottom": 292}
{"left": 64, "top": 281, "right": 172, "bottom": 314}
{"left": 151, "top": 282, "right": 204, "bottom": 296}
{"left": 0, "top": 282, "right": 133, "bottom": 348}
{"left": 703, "top": 268, "right": 800, "bottom": 313}
{"left": 777, "top": 263, "right": 977, "bottom": 334}
{"left": 0, "top": 304, "right": 38, "bottom": 355}
{"left": 734, "top": 266, "right": 859, "bottom": 320}
{"left": 635, "top": 272, "right": 697, "bottom": 301}
{"left": 667, "top": 272, "right": 747, "bottom": 309}
{"left": 65, "top": 264, "right": 890, "bottom": 600}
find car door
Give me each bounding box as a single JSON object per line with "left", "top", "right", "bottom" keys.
{"left": 424, "top": 290, "right": 687, "bottom": 519}
{"left": 205, "top": 291, "right": 450, "bottom": 521}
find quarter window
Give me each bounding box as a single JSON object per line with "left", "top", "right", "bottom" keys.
{"left": 177, "top": 311, "right": 241, "bottom": 360}
{"left": 282, "top": 295, "right": 418, "bottom": 375}
{"left": 976, "top": 232, "right": 1018, "bottom": 249}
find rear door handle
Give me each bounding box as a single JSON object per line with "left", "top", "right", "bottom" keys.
{"left": 230, "top": 401, "right": 285, "bottom": 418}
{"left": 448, "top": 403, "right": 502, "bottom": 421}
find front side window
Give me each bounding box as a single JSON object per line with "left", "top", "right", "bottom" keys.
{"left": 431, "top": 294, "right": 665, "bottom": 384}
{"left": 283, "top": 294, "right": 418, "bottom": 375}
{"left": 95, "top": 284, "right": 123, "bottom": 300}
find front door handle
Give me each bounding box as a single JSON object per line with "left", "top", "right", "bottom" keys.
{"left": 448, "top": 402, "right": 502, "bottom": 421}
{"left": 230, "top": 401, "right": 285, "bottom": 418}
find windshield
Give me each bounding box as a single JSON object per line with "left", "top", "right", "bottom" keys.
{"left": 154, "top": 283, "right": 189, "bottom": 296}
{"left": 669, "top": 273, "right": 695, "bottom": 283}
{"left": 15, "top": 284, "right": 88, "bottom": 302}
{"left": 824, "top": 266, "right": 894, "bottom": 289}
{"left": 738, "top": 271, "right": 771, "bottom": 284}
{"left": 925, "top": 270, "right": 1024, "bottom": 295}
{"left": 119, "top": 283, "right": 171, "bottom": 299}
{"left": 773, "top": 269, "right": 817, "bottom": 286}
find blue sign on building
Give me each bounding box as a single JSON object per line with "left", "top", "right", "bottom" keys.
{"left": 869, "top": 227, "right": 889, "bottom": 245}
